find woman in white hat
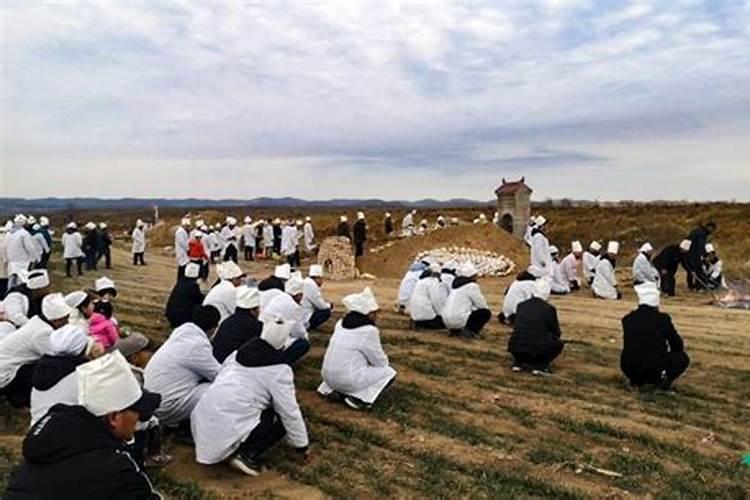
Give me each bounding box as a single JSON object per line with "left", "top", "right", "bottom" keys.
{"left": 317, "top": 287, "right": 396, "bottom": 410}
{"left": 442, "top": 263, "right": 491, "bottom": 338}
{"left": 632, "top": 242, "right": 659, "bottom": 286}
{"left": 62, "top": 222, "right": 85, "bottom": 277}
{"left": 592, "top": 241, "right": 621, "bottom": 300}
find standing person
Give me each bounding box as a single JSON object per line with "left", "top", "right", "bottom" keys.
{"left": 528, "top": 216, "right": 552, "bottom": 279}
{"left": 97, "top": 223, "right": 113, "bottom": 269}
{"left": 549, "top": 246, "right": 570, "bottom": 295}
{"left": 652, "top": 239, "right": 692, "bottom": 297}
{"left": 263, "top": 220, "right": 275, "bottom": 258}
{"left": 301, "top": 265, "right": 333, "bottom": 331}
{"left": 188, "top": 230, "right": 210, "bottom": 280}
{"left": 221, "top": 217, "right": 240, "bottom": 263}
{"left": 523, "top": 217, "right": 537, "bottom": 247}
{"left": 62, "top": 222, "right": 85, "bottom": 277}
{"left": 281, "top": 221, "right": 299, "bottom": 269}
{"left": 83, "top": 222, "right": 99, "bottom": 271}
{"left": 303, "top": 217, "right": 317, "bottom": 255}
{"left": 191, "top": 320, "right": 310, "bottom": 477}
{"left": 593, "top": 241, "right": 621, "bottom": 300}
{"left": 317, "top": 287, "right": 397, "bottom": 410}
{"left": 632, "top": 243, "right": 659, "bottom": 286}
{"left": 37, "top": 217, "right": 53, "bottom": 269}
{"left": 131, "top": 219, "right": 146, "bottom": 266}
{"left": 4, "top": 351, "right": 164, "bottom": 500}
{"left": 165, "top": 263, "right": 205, "bottom": 329}
{"left": 409, "top": 263, "right": 448, "bottom": 330}
{"left": 507, "top": 280, "right": 564, "bottom": 375}
{"left": 620, "top": 282, "right": 690, "bottom": 390}
{"left": 0, "top": 223, "right": 9, "bottom": 298}
{"left": 442, "top": 263, "right": 492, "bottom": 338}
{"left": 255, "top": 220, "right": 265, "bottom": 258}
{"left": 5, "top": 215, "right": 41, "bottom": 289}
{"left": 582, "top": 241, "right": 602, "bottom": 286}
{"left": 212, "top": 286, "right": 263, "bottom": 363}
{"left": 401, "top": 210, "right": 416, "bottom": 237}
{"left": 242, "top": 216, "right": 255, "bottom": 262}
{"left": 337, "top": 215, "right": 351, "bottom": 240}
{"left": 353, "top": 212, "right": 368, "bottom": 258}
{"left": 560, "top": 241, "right": 583, "bottom": 291}
{"left": 30, "top": 224, "right": 50, "bottom": 270}
{"left": 175, "top": 217, "right": 191, "bottom": 278}
{"left": 685, "top": 221, "right": 716, "bottom": 291}
{"left": 272, "top": 219, "right": 283, "bottom": 256}
{"left": 384, "top": 212, "right": 394, "bottom": 238}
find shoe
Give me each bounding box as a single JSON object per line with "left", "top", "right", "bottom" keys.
{"left": 229, "top": 453, "right": 263, "bottom": 477}
{"left": 145, "top": 452, "right": 173, "bottom": 468}
{"left": 531, "top": 367, "right": 552, "bottom": 377}
{"left": 344, "top": 396, "right": 372, "bottom": 411}
{"left": 460, "top": 328, "right": 480, "bottom": 339}
{"left": 448, "top": 329, "right": 462, "bottom": 337}
{"left": 511, "top": 365, "right": 523, "bottom": 372}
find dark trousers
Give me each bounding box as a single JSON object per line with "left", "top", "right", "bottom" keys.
{"left": 244, "top": 246, "right": 255, "bottom": 261}
{"left": 308, "top": 308, "right": 332, "bottom": 331}
{"left": 0, "top": 363, "right": 37, "bottom": 408}
{"left": 497, "top": 312, "right": 516, "bottom": 325}
{"left": 238, "top": 409, "right": 287, "bottom": 459}
{"left": 284, "top": 339, "right": 310, "bottom": 365}
{"left": 38, "top": 252, "right": 51, "bottom": 269}
{"left": 65, "top": 257, "right": 84, "bottom": 277}
{"left": 85, "top": 250, "right": 97, "bottom": 270}
{"left": 200, "top": 261, "right": 210, "bottom": 280}
{"left": 465, "top": 308, "right": 491, "bottom": 334}
{"left": 224, "top": 245, "right": 238, "bottom": 263}
{"left": 659, "top": 270, "right": 676, "bottom": 296}
{"left": 511, "top": 343, "right": 564, "bottom": 369}
{"left": 286, "top": 251, "right": 301, "bottom": 269}
{"left": 625, "top": 351, "right": 690, "bottom": 387}
{"left": 133, "top": 252, "right": 145, "bottom": 266}
{"left": 415, "top": 316, "right": 446, "bottom": 329}
{"left": 569, "top": 281, "right": 580, "bottom": 291}
{"left": 0, "top": 278, "right": 7, "bottom": 300}
{"left": 355, "top": 241, "right": 365, "bottom": 257}
{"left": 98, "top": 248, "right": 112, "bottom": 268}
{"left": 177, "top": 265, "right": 186, "bottom": 279}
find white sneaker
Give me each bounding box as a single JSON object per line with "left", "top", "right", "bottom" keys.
{"left": 511, "top": 365, "right": 523, "bottom": 373}
{"left": 229, "top": 454, "right": 262, "bottom": 477}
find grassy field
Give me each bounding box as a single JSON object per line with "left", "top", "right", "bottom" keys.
{"left": 1, "top": 207, "right": 749, "bottom": 499}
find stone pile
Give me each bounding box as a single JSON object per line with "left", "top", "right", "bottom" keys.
{"left": 415, "top": 246, "right": 515, "bottom": 277}
{"left": 318, "top": 236, "right": 356, "bottom": 280}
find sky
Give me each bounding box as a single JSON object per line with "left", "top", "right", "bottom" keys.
{"left": 2, "top": 0, "right": 750, "bottom": 201}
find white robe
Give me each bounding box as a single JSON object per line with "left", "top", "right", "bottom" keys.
{"left": 528, "top": 232, "right": 553, "bottom": 278}
{"left": 260, "top": 293, "right": 307, "bottom": 343}
{"left": 221, "top": 226, "right": 239, "bottom": 250}
{"left": 6, "top": 228, "right": 40, "bottom": 276}
{"left": 317, "top": 321, "right": 396, "bottom": 405}
{"left": 2, "top": 291, "right": 31, "bottom": 327}
{"left": 303, "top": 223, "right": 316, "bottom": 252}
{"left": 30, "top": 371, "right": 78, "bottom": 427}
{"left": 442, "top": 282, "right": 489, "bottom": 329}
{"left": 560, "top": 253, "right": 580, "bottom": 286}
{"left": 203, "top": 281, "right": 237, "bottom": 323}
{"left": 0, "top": 316, "right": 53, "bottom": 388}
{"left": 33, "top": 233, "right": 50, "bottom": 255}
{"left": 281, "top": 226, "right": 298, "bottom": 256}
{"left": 582, "top": 252, "right": 600, "bottom": 283}
{"left": 144, "top": 322, "right": 221, "bottom": 426}
{"left": 440, "top": 273, "right": 455, "bottom": 296}
{"left": 502, "top": 280, "right": 536, "bottom": 319}
{"left": 175, "top": 227, "right": 190, "bottom": 266}
{"left": 263, "top": 225, "right": 274, "bottom": 249}
{"left": 192, "top": 353, "right": 309, "bottom": 464}
{"left": 632, "top": 253, "right": 659, "bottom": 284}
{"left": 241, "top": 224, "right": 255, "bottom": 248}
{"left": 301, "top": 278, "right": 330, "bottom": 327}
{"left": 0, "top": 234, "right": 7, "bottom": 280}
{"left": 131, "top": 227, "right": 146, "bottom": 254}
{"left": 592, "top": 258, "right": 618, "bottom": 300}
{"left": 62, "top": 232, "right": 84, "bottom": 259}
{"left": 551, "top": 261, "right": 571, "bottom": 294}
{"left": 397, "top": 269, "right": 423, "bottom": 308}
{"left": 260, "top": 288, "right": 284, "bottom": 312}
{"left": 409, "top": 277, "right": 448, "bottom": 321}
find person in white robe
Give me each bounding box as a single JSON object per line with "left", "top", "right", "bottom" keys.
{"left": 0, "top": 293, "right": 71, "bottom": 408}
{"left": 221, "top": 217, "right": 240, "bottom": 263}
{"left": 6, "top": 215, "right": 41, "bottom": 288}
{"left": 144, "top": 305, "right": 222, "bottom": 427}
{"left": 131, "top": 219, "right": 146, "bottom": 266}
{"left": 528, "top": 216, "right": 553, "bottom": 278}
{"left": 317, "top": 287, "right": 396, "bottom": 410}
{"left": 0, "top": 222, "right": 9, "bottom": 297}
{"left": 241, "top": 216, "right": 255, "bottom": 262}
{"left": 632, "top": 242, "right": 660, "bottom": 286}
{"left": 203, "top": 262, "right": 245, "bottom": 323}
{"left": 259, "top": 264, "right": 291, "bottom": 310}
{"left": 401, "top": 210, "right": 416, "bottom": 237}
{"left": 31, "top": 225, "right": 50, "bottom": 266}
{"left": 259, "top": 276, "right": 309, "bottom": 364}
{"left": 175, "top": 217, "right": 191, "bottom": 277}
{"left": 440, "top": 261, "right": 457, "bottom": 296}
{"left": 262, "top": 222, "right": 274, "bottom": 257}
{"left": 582, "top": 241, "right": 602, "bottom": 286}
{"left": 303, "top": 217, "right": 317, "bottom": 254}
{"left": 701, "top": 243, "right": 726, "bottom": 290}
{"left": 523, "top": 217, "right": 537, "bottom": 248}
{"left": 396, "top": 260, "right": 427, "bottom": 313}
{"left": 409, "top": 263, "right": 448, "bottom": 329}
{"left": 500, "top": 275, "right": 537, "bottom": 325}
{"left": 593, "top": 241, "right": 621, "bottom": 300}
{"left": 549, "top": 246, "right": 571, "bottom": 295}
{"left": 442, "top": 263, "right": 492, "bottom": 338}
{"left": 301, "top": 265, "right": 332, "bottom": 331}
{"left": 62, "top": 222, "right": 85, "bottom": 277}
{"left": 560, "top": 241, "right": 583, "bottom": 291}
{"left": 191, "top": 319, "right": 309, "bottom": 476}
{"left": 281, "top": 221, "right": 300, "bottom": 269}
{"left": 2, "top": 270, "right": 50, "bottom": 329}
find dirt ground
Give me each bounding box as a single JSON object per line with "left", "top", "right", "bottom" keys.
{"left": 1, "top": 222, "right": 749, "bottom": 499}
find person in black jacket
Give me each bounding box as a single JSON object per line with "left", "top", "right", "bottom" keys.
{"left": 5, "top": 351, "right": 163, "bottom": 500}
{"left": 83, "top": 223, "right": 99, "bottom": 271}
{"left": 621, "top": 283, "right": 690, "bottom": 390}
{"left": 258, "top": 264, "right": 290, "bottom": 292}
{"left": 352, "top": 212, "right": 368, "bottom": 257}
{"left": 272, "top": 219, "right": 283, "bottom": 256}
{"left": 337, "top": 215, "right": 351, "bottom": 240}
{"left": 652, "top": 240, "right": 691, "bottom": 297}
{"left": 97, "top": 223, "right": 113, "bottom": 269}
{"left": 212, "top": 287, "right": 263, "bottom": 363}
{"left": 685, "top": 222, "right": 716, "bottom": 290}
{"left": 507, "top": 279, "right": 563, "bottom": 375}
{"left": 384, "top": 212, "right": 394, "bottom": 238}
{"left": 165, "top": 263, "right": 204, "bottom": 329}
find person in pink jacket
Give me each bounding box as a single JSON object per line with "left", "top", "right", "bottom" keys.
{"left": 88, "top": 304, "right": 120, "bottom": 350}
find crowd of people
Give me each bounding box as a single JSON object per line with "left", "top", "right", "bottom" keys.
{"left": 0, "top": 210, "right": 729, "bottom": 497}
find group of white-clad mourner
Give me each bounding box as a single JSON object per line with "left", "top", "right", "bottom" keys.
{"left": 0, "top": 210, "right": 726, "bottom": 497}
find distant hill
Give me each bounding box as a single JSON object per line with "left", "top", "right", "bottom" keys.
{"left": 0, "top": 197, "right": 492, "bottom": 213}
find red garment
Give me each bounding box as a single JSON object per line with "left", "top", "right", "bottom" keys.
{"left": 188, "top": 239, "right": 208, "bottom": 261}
{"left": 89, "top": 313, "right": 120, "bottom": 350}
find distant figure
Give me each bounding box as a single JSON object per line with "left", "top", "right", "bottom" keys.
{"left": 401, "top": 210, "right": 416, "bottom": 237}
{"left": 62, "top": 222, "right": 84, "bottom": 277}
{"left": 337, "top": 215, "right": 351, "bottom": 240}
{"left": 188, "top": 231, "right": 209, "bottom": 280}
{"left": 507, "top": 280, "right": 563, "bottom": 375}
{"left": 685, "top": 221, "right": 716, "bottom": 290}
{"left": 621, "top": 283, "right": 690, "bottom": 390}
{"left": 175, "top": 217, "right": 191, "bottom": 277}
{"left": 528, "top": 216, "right": 552, "bottom": 279}
{"left": 272, "top": 219, "right": 283, "bottom": 256}
{"left": 632, "top": 242, "right": 659, "bottom": 286}
{"left": 582, "top": 241, "right": 602, "bottom": 286}
{"left": 241, "top": 216, "right": 255, "bottom": 262}
{"left": 592, "top": 241, "right": 621, "bottom": 300}
{"left": 97, "top": 223, "right": 112, "bottom": 269}
{"left": 303, "top": 217, "right": 317, "bottom": 254}
{"left": 549, "top": 246, "right": 570, "bottom": 295}
{"left": 82, "top": 222, "right": 98, "bottom": 271}
{"left": 560, "top": 241, "right": 583, "bottom": 291}
{"left": 353, "top": 212, "right": 368, "bottom": 257}
{"left": 131, "top": 219, "right": 146, "bottom": 266}
{"left": 36, "top": 217, "right": 53, "bottom": 269}
{"left": 384, "top": 212, "right": 394, "bottom": 238}
{"left": 221, "top": 217, "right": 240, "bottom": 263}
{"left": 652, "top": 240, "right": 691, "bottom": 297}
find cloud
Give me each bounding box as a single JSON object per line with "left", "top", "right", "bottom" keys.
{"left": 1, "top": 0, "right": 749, "bottom": 200}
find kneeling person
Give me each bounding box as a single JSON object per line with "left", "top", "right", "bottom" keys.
{"left": 442, "top": 263, "right": 491, "bottom": 338}
{"left": 301, "top": 265, "right": 333, "bottom": 331}
{"left": 212, "top": 286, "right": 263, "bottom": 363}
{"left": 409, "top": 263, "right": 448, "bottom": 329}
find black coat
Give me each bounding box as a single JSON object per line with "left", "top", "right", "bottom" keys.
{"left": 165, "top": 279, "right": 204, "bottom": 328}
{"left": 384, "top": 218, "right": 394, "bottom": 234}
{"left": 337, "top": 222, "right": 351, "bottom": 239}
{"left": 5, "top": 404, "right": 160, "bottom": 500}
{"left": 686, "top": 226, "right": 709, "bottom": 269}
{"left": 83, "top": 230, "right": 98, "bottom": 253}
{"left": 353, "top": 220, "right": 367, "bottom": 245}
{"left": 258, "top": 276, "right": 285, "bottom": 292}
{"left": 212, "top": 311, "right": 263, "bottom": 363}
{"left": 620, "top": 305, "right": 684, "bottom": 378}
{"left": 652, "top": 244, "right": 686, "bottom": 275}
{"left": 507, "top": 297, "right": 562, "bottom": 354}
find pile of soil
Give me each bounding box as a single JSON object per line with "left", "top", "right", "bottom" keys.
{"left": 360, "top": 224, "right": 528, "bottom": 278}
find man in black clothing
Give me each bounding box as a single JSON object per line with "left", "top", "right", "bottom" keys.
{"left": 621, "top": 282, "right": 689, "bottom": 389}
{"left": 507, "top": 279, "right": 563, "bottom": 374}
{"left": 258, "top": 264, "right": 290, "bottom": 292}
{"left": 337, "top": 215, "right": 351, "bottom": 240}
{"left": 97, "top": 223, "right": 113, "bottom": 269}
{"left": 384, "top": 212, "right": 394, "bottom": 238}
{"left": 353, "top": 212, "right": 367, "bottom": 257}
{"left": 685, "top": 222, "right": 716, "bottom": 290}
{"left": 272, "top": 220, "right": 283, "bottom": 256}
{"left": 213, "top": 287, "right": 263, "bottom": 363}
{"left": 5, "top": 351, "right": 163, "bottom": 500}
{"left": 83, "top": 223, "right": 99, "bottom": 271}
{"left": 652, "top": 239, "right": 691, "bottom": 296}
{"left": 164, "top": 263, "right": 204, "bottom": 329}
